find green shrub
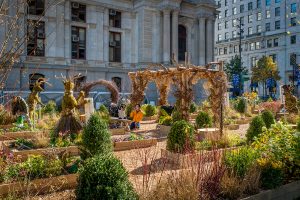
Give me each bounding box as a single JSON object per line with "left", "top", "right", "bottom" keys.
{"left": 159, "top": 116, "right": 173, "bottom": 126}
{"left": 97, "top": 105, "right": 110, "bottom": 123}
{"left": 76, "top": 153, "right": 138, "bottom": 200}
{"left": 224, "top": 147, "right": 259, "bottom": 178}
{"left": 142, "top": 104, "right": 157, "bottom": 117}
{"left": 195, "top": 111, "right": 212, "bottom": 129}
{"left": 23, "top": 155, "right": 46, "bottom": 179}
{"left": 4, "top": 164, "right": 22, "bottom": 182}
{"left": 189, "top": 102, "right": 197, "bottom": 113}
{"left": 260, "top": 162, "right": 284, "bottom": 189}
{"left": 171, "top": 110, "right": 182, "bottom": 122}
{"left": 235, "top": 98, "right": 247, "bottom": 114}
{"left": 42, "top": 100, "right": 57, "bottom": 114}
{"left": 261, "top": 110, "right": 275, "bottom": 128}
{"left": 125, "top": 104, "right": 133, "bottom": 118}
{"left": 167, "top": 120, "right": 195, "bottom": 153}
{"left": 246, "top": 116, "right": 265, "bottom": 143}
{"left": 297, "top": 119, "right": 300, "bottom": 132}
{"left": 45, "top": 159, "right": 63, "bottom": 177}
{"left": 81, "top": 113, "right": 112, "bottom": 159}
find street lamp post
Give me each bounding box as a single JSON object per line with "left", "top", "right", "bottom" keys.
{"left": 237, "top": 18, "right": 244, "bottom": 96}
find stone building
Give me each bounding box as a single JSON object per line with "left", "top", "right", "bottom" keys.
{"left": 3, "top": 0, "right": 217, "bottom": 105}
{"left": 214, "top": 0, "right": 300, "bottom": 96}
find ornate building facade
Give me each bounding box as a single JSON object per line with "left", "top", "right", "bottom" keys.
{"left": 3, "top": 0, "right": 217, "bottom": 104}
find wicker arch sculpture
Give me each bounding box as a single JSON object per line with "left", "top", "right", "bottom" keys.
{"left": 128, "top": 62, "right": 227, "bottom": 130}
{"left": 80, "top": 80, "right": 119, "bottom": 104}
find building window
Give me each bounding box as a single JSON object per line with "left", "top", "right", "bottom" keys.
{"left": 232, "top": 30, "right": 237, "bottom": 38}
{"left": 291, "top": 35, "right": 296, "bottom": 44}
{"left": 71, "top": 26, "right": 86, "bottom": 59}
{"left": 109, "top": 32, "right": 121, "bottom": 62}
{"left": 290, "top": 53, "right": 297, "bottom": 65}
{"left": 240, "top": 16, "right": 244, "bottom": 24}
{"left": 233, "top": 7, "right": 237, "bottom": 15}
{"left": 257, "top": 0, "right": 261, "bottom": 8}
{"left": 109, "top": 9, "right": 121, "bottom": 28}
{"left": 225, "top": 9, "right": 228, "bottom": 17}
{"left": 225, "top": 0, "right": 228, "bottom": 6}
{"left": 291, "top": 3, "right": 297, "bottom": 13}
{"left": 248, "top": 14, "right": 253, "bottom": 23}
{"left": 274, "top": 38, "right": 279, "bottom": 47}
{"left": 218, "top": 1, "right": 221, "bottom": 6}
{"left": 266, "top": 0, "right": 271, "bottom": 6}
{"left": 270, "top": 54, "right": 277, "bottom": 62}
{"left": 257, "top": 25, "right": 261, "bottom": 33}
{"left": 29, "top": 73, "right": 45, "bottom": 91}
{"left": 275, "top": 7, "right": 280, "bottom": 16}
{"left": 275, "top": 0, "right": 280, "bottom": 3}
{"left": 266, "top": 22, "right": 271, "bottom": 31}
{"left": 266, "top": 10, "right": 271, "bottom": 18}
{"left": 291, "top": 17, "right": 297, "bottom": 26}
{"left": 27, "top": 20, "right": 45, "bottom": 56}
{"left": 251, "top": 57, "right": 257, "bottom": 67}
{"left": 257, "top": 12, "right": 262, "bottom": 20}
{"left": 240, "top": 4, "right": 244, "bottom": 13}
{"left": 248, "top": 27, "right": 253, "bottom": 35}
{"left": 225, "top": 32, "right": 229, "bottom": 39}
{"left": 178, "top": 25, "right": 187, "bottom": 61}
{"left": 255, "top": 41, "right": 260, "bottom": 49}
{"left": 219, "top": 48, "right": 223, "bottom": 55}
{"left": 224, "top": 47, "right": 228, "bottom": 54}
{"left": 233, "top": 0, "right": 236, "bottom": 3}
{"left": 232, "top": 19, "right": 237, "bottom": 27}
{"left": 28, "top": 0, "right": 44, "bottom": 15}
{"left": 248, "top": 2, "right": 253, "bottom": 10}
{"left": 218, "top": 23, "right": 222, "bottom": 30}
{"left": 275, "top": 20, "right": 280, "bottom": 29}
{"left": 234, "top": 45, "right": 238, "bottom": 53}
{"left": 250, "top": 42, "right": 255, "bottom": 50}
{"left": 218, "top": 34, "right": 222, "bottom": 41}
{"left": 71, "top": 2, "right": 86, "bottom": 23}
{"left": 225, "top": 21, "right": 229, "bottom": 28}
{"left": 218, "top": 14, "right": 221, "bottom": 19}
{"left": 267, "top": 39, "right": 272, "bottom": 47}
{"left": 112, "top": 77, "right": 122, "bottom": 91}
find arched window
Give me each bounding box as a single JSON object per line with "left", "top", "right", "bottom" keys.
{"left": 29, "top": 73, "right": 45, "bottom": 91}
{"left": 178, "top": 25, "right": 187, "bottom": 61}
{"left": 112, "top": 77, "right": 122, "bottom": 92}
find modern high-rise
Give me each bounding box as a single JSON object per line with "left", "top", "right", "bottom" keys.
{"left": 214, "top": 0, "right": 300, "bottom": 96}
{"left": 1, "top": 0, "right": 217, "bottom": 105}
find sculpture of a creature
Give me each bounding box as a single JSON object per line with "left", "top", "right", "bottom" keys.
{"left": 55, "top": 77, "right": 88, "bottom": 136}
{"left": 282, "top": 85, "right": 299, "bottom": 114}
{"left": 27, "top": 78, "right": 46, "bottom": 121}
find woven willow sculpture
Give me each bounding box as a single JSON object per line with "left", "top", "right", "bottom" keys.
{"left": 128, "top": 62, "right": 227, "bottom": 128}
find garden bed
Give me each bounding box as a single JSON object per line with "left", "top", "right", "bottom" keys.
{"left": 241, "top": 180, "right": 300, "bottom": 200}
{"left": 225, "top": 124, "right": 240, "bottom": 130}
{"left": 114, "top": 138, "right": 157, "bottom": 151}
{"left": 236, "top": 118, "right": 251, "bottom": 125}
{"left": 157, "top": 125, "right": 171, "bottom": 137}
{"left": 0, "top": 174, "right": 78, "bottom": 197}
{"left": 109, "top": 128, "right": 126, "bottom": 135}
{"left": 0, "top": 131, "right": 48, "bottom": 141}
{"left": 142, "top": 116, "right": 157, "bottom": 121}
{"left": 2, "top": 140, "right": 79, "bottom": 161}
{"left": 196, "top": 128, "right": 220, "bottom": 141}
{"left": 161, "top": 147, "right": 237, "bottom": 168}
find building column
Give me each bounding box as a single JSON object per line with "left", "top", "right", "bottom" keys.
{"left": 163, "top": 9, "right": 171, "bottom": 63}
{"left": 199, "top": 17, "right": 206, "bottom": 65}
{"left": 103, "top": 8, "right": 109, "bottom": 63}
{"left": 206, "top": 18, "right": 214, "bottom": 63}
{"left": 172, "top": 10, "right": 179, "bottom": 62}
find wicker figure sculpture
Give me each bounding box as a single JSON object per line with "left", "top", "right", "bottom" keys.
{"left": 282, "top": 85, "right": 299, "bottom": 114}
{"left": 27, "top": 78, "right": 46, "bottom": 121}
{"left": 55, "top": 78, "right": 88, "bottom": 136}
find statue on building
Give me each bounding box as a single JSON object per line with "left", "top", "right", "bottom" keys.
{"left": 282, "top": 85, "right": 299, "bottom": 114}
